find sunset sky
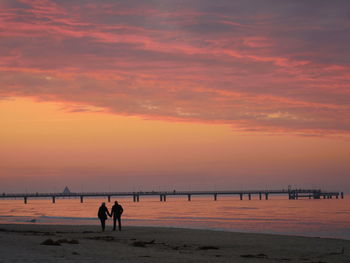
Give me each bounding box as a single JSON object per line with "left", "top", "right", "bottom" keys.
{"left": 1, "top": 0, "right": 350, "bottom": 193}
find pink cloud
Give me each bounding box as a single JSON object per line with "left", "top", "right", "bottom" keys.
{"left": 0, "top": 0, "right": 349, "bottom": 136}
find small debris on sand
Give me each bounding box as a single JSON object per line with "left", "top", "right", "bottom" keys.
{"left": 198, "top": 246, "right": 219, "bottom": 250}
{"left": 40, "top": 239, "right": 61, "bottom": 246}
{"left": 131, "top": 240, "right": 156, "bottom": 247}
{"left": 41, "top": 238, "right": 79, "bottom": 246}
{"left": 87, "top": 236, "right": 115, "bottom": 242}
{"left": 240, "top": 253, "right": 268, "bottom": 258}
{"left": 57, "top": 238, "right": 80, "bottom": 244}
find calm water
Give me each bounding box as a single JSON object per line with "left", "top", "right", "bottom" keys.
{"left": 0, "top": 195, "right": 349, "bottom": 240}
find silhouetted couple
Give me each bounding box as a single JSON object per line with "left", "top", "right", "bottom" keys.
{"left": 97, "top": 201, "right": 124, "bottom": 231}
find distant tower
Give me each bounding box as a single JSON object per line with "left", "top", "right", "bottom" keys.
{"left": 63, "top": 186, "right": 71, "bottom": 194}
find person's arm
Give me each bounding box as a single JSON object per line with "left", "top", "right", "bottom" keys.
{"left": 110, "top": 206, "right": 115, "bottom": 217}
{"left": 106, "top": 207, "right": 112, "bottom": 217}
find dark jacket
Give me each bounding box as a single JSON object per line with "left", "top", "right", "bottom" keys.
{"left": 98, "top": 206, "right": 110, "bottom": 220}
{"left": 111, "top": 204, "right": 123, "bottom": 218}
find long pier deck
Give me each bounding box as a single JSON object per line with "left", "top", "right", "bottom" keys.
{"left": 0, "top": 189, "right": 344, "bottom": 204}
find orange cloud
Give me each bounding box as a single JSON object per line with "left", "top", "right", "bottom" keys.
{"left": 0, "top": 0, "right": 349, "bottom": 136}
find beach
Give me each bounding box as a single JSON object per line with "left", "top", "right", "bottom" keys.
{"left": 0, "top": 224, "right": 349, "bottom": 262}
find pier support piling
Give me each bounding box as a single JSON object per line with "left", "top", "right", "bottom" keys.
{"left": 1, "top": 188, "right": 345, "bottom": 204}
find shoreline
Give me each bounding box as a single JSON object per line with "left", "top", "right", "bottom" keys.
{"left": 1, "top": 220, "right": 350, "bottom": 242}
{"left": 1, "top": 224, "right": 349, "bottom": 262}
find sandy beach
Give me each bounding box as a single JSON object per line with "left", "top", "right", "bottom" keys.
{"left": 0, "top": 224, "right": 349, "bottom": 263}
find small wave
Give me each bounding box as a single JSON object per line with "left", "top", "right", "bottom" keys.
{"left": 38, "top": 216, "right": 164, "bottom": 223}
{"left": 40, "top": 216, "right": 96, "bottom": 221}
{"left": 157, "top": 216, "right": 296, "bottom": 222}
{"left": 220, "top": 206, "right": 259, "bottom": 210}
{"left": 235, "top": 207, "right": 259, "bottom": 210}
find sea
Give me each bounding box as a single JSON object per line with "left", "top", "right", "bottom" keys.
{"left": 0, "top": 195, "right": 349, "bottom": 240}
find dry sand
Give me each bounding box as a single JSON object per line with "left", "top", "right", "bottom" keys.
{"left": 0, "top": 224, "right": 349, "bottom": 262}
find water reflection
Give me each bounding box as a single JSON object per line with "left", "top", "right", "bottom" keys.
{"left": 0, "top": 196, "right": 349, "bottom": 239}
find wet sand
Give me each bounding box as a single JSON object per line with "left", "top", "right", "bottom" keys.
{"left": 0, "top": 224, "right": 349, "bottom": 262}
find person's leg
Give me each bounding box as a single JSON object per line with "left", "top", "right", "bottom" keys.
{"left": 113, "top": 217, "right": 116, "bottom": 231}
{"left": 99, "top": 218, "right": 103, "bottom": 231}
{"left": 118, "top": 216, "right": 121, "bottom": 231}
{"left": 101, "top": 219, "right": 106, "bottom": 231}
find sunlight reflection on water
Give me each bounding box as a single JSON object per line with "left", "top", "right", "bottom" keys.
{"left": 0, "top": 195, "right": 349, "bottom": 239}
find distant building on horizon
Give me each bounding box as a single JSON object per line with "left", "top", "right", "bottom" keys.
{"left": 62, "top": 186, "right": 71, "bottom": 194}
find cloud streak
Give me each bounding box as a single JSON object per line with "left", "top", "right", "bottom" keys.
{"left": 1, "top": 0, "right": 350, "bottom": 135}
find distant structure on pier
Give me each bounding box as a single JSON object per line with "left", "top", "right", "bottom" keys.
{"left": 62, "top": 186, "right": 71, "bottom": 194}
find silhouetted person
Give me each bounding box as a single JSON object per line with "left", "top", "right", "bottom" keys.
{"left": 111, "top": 201, "right": 124, "bottom": 231}
{"left": 98, "top": 202, "right": 110, "bottom": 231}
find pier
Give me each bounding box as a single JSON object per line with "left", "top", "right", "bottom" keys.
{"left": 0, "top": 189, "right": 344, "bottom": 204}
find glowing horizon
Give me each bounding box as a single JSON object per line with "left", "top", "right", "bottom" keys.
{"left": 1, "top": 1, "right": 350, "bottom": 192}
